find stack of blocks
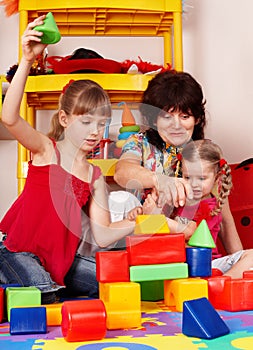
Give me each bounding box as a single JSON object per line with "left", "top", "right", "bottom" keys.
{"left": 6, "top": 215, "right": 253, "bottom": 340}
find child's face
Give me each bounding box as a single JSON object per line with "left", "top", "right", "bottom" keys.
{"left": 156, "top": 109, "right": 196, "bottom": 146}
{"left": 182, "top": 159, "right": 217, "bottom": 201}
{"left": 66, "top": 113, "right": 108, "bottom": 152}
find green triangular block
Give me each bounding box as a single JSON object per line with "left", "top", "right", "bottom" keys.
{"left": 34, "top": 12, "right": 61, "bottom": 44}
{"left": 188, "top": 219, "right": 216, "bottom": 248}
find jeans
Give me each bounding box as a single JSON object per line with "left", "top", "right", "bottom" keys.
{"left": 0, "top": 242, "right": 98, "bottom": 302}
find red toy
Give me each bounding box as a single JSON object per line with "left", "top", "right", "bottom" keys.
{"left": 229, "top": 159, "right": 253, "bottom": 249}
{"left": 61, "top": 299, "right": 107, "bottom": 342}
{"left": 96, "top": 251, "right": 130, "bottom": 283}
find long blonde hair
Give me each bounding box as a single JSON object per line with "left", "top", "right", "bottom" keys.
{"left": 47, "top": 80, "right": 111, "bottom": 140}
{"left": 182, "top": 139, "right": 232, "bottom": 215}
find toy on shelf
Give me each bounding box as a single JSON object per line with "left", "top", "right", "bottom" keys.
{"left": 114, "top": 103, "right": 140, "bottom": 158}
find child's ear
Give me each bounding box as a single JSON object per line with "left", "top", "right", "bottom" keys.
{"left": 58, "top": 110, "right": 68, "bottom": 127}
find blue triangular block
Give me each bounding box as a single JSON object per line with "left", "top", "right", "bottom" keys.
{"left": 182, "top": 297, "right": 230, "bottom": 339}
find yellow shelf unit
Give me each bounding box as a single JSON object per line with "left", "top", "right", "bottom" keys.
{"left": 15, "top": 0, "right": 183, "bottom": 192}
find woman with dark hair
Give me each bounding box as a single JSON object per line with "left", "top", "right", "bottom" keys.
{"left": 114, "top": 70, "right": 243, "bottom": 254}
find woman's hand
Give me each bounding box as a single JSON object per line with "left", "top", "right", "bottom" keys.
{"left": 153, "top": 173, "right": 193, "bottom": 208}
{"left": 22, "top": 15, "right": 47, "bottom": 63}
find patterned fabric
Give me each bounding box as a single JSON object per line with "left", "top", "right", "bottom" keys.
{"left": 121, "top": 133, "right": 182, "bottom": 199}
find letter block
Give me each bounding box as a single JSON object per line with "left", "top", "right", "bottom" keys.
{"left": 164, "top": 278, "right": 208, "bottom": 312}
{"left": 126, "top": 234, "right": 185, "bottom": 266}
{"left": 6, "top": 287, "right": 41, "bottom": 321}
{"left": 61, "top": 299, "right": 106, "bottom": 342}
{"left": 99, "top": 282, "right": 141, "bottom": 330}
{"left": 10, "top": 307, "right": 47, "bottom": 335}
{"left": 96, "top": 250, "right": 129, "bottom": 282}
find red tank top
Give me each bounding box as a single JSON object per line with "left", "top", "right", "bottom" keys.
{"left": 0, "top": 142, "right": 101, "bottom": 285}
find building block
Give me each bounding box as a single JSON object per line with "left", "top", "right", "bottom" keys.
{"left": 61, "top": 299, "right": 106, "bottom": 342}
{"left": 6, "top": 287, "right": 41, "bottom": 321}
{"left": 243, "top": 270, "right": 253, "bottom": 279}
{"left": 130, "top": 263, "right": 188, "bottom": 282}
{"left": 99, "top": 282, "right": 141, "bottom": 329}
{"left": 211, "top": 268, "right": 223, "bottom": 276}
{"left": 207, "top": 276, "right": 231, "bottom": 310}
{"left": 182, "top": 297, "right": 230, "bottom": 339}
{"left": 96, "top": 250, "right": 130, "bottom": 283}
{"left": 44, "top": 303, "right": 63, "bottom": 326}
{"left": 134, "top": 214, "right": 170, "bottom": 234}
{"left": 186, "top": 247, "right": 212, "bottom": 277}
{"left": 164, "top": 278, "right": 208, "bottom": 312}
{"left": 139, "top": 280, "right": 164, "bottom": 301}
{"left": 99, "top": 282, "right": 141, "bottom": 310}
{"left": 126, "top": 233, "right": 185, "bottom": 266}
{"left": 0, "top": 288, "right": 3, "bottom": 323}
{"left": 0, "top": 284, "right": 21, "bottom": 321}
{"left": 10, "top": 307, "right": 47, "bottom": 335}
{"left": 223, "top": 278, "right": 253, "bottom": 311}
{"left": 188, "top": 219, "right": 216, "bottom": 248}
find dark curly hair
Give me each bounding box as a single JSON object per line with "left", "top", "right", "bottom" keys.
{"left": 139, "top": 71, "right": 206, "bottom": 151}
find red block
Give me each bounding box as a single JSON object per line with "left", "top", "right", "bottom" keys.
{"left": 61, "top": 299, "right": 106, "bottom": 342}
{"left": 0, "top": 288, "right": 3, "bottom": 323}
{"left": 207, "top": 276, "right": 231, "bottom": 309}
{"left": 208, "top": 276, "right": 253, "bottom": 311}
{"left": 243, "top": 270, "right": 253, "bottom": 279}
{"left": 96, "top": 251, "right": 130, "bottom": 283}
{"left": 126, "top": 233, "right": 185, "bottom": 266}
{"left": 211, "top": 268, "right": 223, "bottom": 276}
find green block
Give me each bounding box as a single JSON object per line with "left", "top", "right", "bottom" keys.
{"left": 188, "top": 219, "right": 216, "bottom": 248}
{"left": 34, "top": 12, "right": 61, "bottom": 44}
{"left": 130, "top": 263, "right": 188, "bottom": 282}
{"left": 139, "top": 280, "right": 164, "bottom": 301}
{"left": 6, "top": 287, "right": 41, "bottom": 321}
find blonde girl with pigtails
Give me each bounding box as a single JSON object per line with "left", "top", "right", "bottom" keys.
{"left": 141, "top": 139, "right": 253, "bottom": 278}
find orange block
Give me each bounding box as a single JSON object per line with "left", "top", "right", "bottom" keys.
{"left": 44, "top": 303, "right": 63, "bottom": 326}
{"left": 121, "top": 103, "right": 136, "bottom": 126}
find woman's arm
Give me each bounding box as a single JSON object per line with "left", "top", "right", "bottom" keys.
{"left": 114, "top": 153, "right": 192, "bottom": 208}
{"left": 88, "top": 174, "right": 136, "bottom": 247}
{"left": 219, "top": 199, "right": 243, "bottom": 253}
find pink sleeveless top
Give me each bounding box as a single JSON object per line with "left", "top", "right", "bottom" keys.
{"left": 0, "top": 142, "right": 101, "bottom": 285}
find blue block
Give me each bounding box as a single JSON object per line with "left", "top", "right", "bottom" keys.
{"left": 10, "top": 307, "right": 47, "bottom": 335}
{"left": 182, "top": 297, "right": 230, "bottom": 339}
{"left": 186, "top": 247, "right": 212, "bottom": 277}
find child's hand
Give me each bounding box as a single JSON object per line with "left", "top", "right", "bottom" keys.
{"left": 127, "top": 206, "right": 143, "bottom": 221}
{"left": 22, "top": 16, "right": 47, "bottom": 63}
{"left": 143, "top": 193, "right": 162, "bottom": 215}
{"left": 181, "top": 220, "right": 197, "bottom": 241}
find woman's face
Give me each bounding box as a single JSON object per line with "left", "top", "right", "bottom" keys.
{"left": 156, "top": 109, "right": 196, "bottom": 146}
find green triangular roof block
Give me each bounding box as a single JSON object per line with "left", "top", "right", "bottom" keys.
{"left": 188, "top": 219, "right": 216, "bottom": 248}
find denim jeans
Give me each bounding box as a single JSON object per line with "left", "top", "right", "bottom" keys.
{"left": 0, "top": 242, "right": 98, "bottom": 301}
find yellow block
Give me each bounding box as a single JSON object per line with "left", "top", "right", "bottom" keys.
{"left": 164, "top": 278, "right": 208, "bottom": 312}
{"left": 134, "top": 214, "right": 170, "bottom": 234}
{"left": 99, "top": 282, "right": 141, "bottom": 329}
{"left": 106, "top": 309, "right": 141, "bottom": 330}
{"left": 44, "top": 303, "right": 63, "bottom": 326}
{"left": 99, "top": 282, "right": 140, "bottom": 309}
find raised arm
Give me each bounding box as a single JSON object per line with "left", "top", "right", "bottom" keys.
{"left": 1, "top": 16, "right": 51, "bottom": 156}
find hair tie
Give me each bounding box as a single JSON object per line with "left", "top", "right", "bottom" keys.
{"left": 219, "top": 158, "right": 227, "bottom": 168}
{"left": 62, "top": 79, "right": 75, "bottom": 94}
